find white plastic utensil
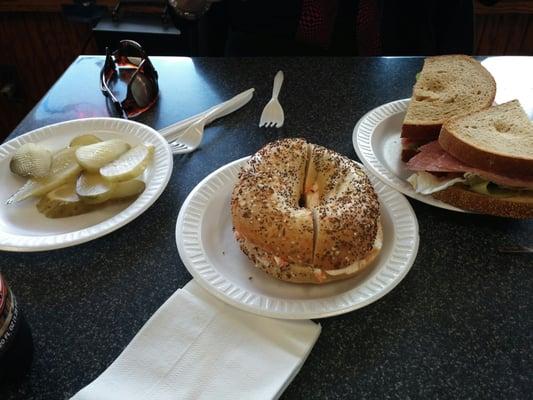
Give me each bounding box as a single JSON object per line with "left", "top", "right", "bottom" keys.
{"left": 160, "top": 88, "right": 254, "bottom": 153}
{"left": 166, "top": 107, "right": 220, "bottom": 154}
{"left": 166, "top": 89, "right": 254, "bottom": 154}
{"left": 259, "top": 70, "right": 284, "bottom": 128}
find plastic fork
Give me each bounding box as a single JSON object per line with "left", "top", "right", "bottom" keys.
{"left": 161, "top": 88, "right": 254, "bottom": 154}
{"left": 259, "top": 70, "right": 284, "bottom": 128}
{"left": 167, "top": 109, "right": 216, "bottom": 154}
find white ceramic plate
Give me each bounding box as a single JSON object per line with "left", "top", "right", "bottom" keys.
{"left": 0, "top": 118, "right": 173, "bottom": 252}
{"left": 176, "top": 156, "right": 419, "bottom": 320}
{"left": 353, "top": 99, "right": 467, "bottom": 212}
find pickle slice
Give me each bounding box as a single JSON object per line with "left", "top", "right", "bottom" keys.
{"left": 75, "top": 139, "right": 130, "bottom": 172}
{"left": 10, "top": 143, "right": 52, "bottom": 178}
{"left": 109, "top": 179, "right": 146, "bottom": 200}
{"left": 76, "top": 172, "right": 116, "bottom": 204}
{"left": 100, "top": 144, "right": 154, "bottom": 182}
{"left": 69, "top": 134, "right": 102, "bottom": 147}
{"left": 6, "top": 147, "right": 82, "bottom": 204}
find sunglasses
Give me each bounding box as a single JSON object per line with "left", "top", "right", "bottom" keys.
{"left": 100, "top": 40, "right": 159, "bottom": 119}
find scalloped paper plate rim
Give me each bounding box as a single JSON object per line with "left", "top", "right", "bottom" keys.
{"left": 176, "top": 156, "right": 419, "bottom": 319}
{"left": 353, "top": 98, "right": 467, "bottom": 213}
{"left": 0, "top": 118, "right": 173, "bottom": 251}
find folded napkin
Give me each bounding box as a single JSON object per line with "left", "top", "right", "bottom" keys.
{"left": 71, "top": 281, "right": 321, "bottom": 400}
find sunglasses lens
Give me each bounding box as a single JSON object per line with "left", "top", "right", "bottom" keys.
{"left": 129, "top": 57, "right": 142, "bottom": 66}
{"left": 119, "top": 45, "right": 144, "bottom": 66}
{"left": 130, "top": 74, "right": 156, "bottom": 108}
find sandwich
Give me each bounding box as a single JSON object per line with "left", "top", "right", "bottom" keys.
{"left": 406, "top": 100, "right": 533, "bottom": 218}
{"left": 401, "top": 55, "right": 496, "bottom": 161}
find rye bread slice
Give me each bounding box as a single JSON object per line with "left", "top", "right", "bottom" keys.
{"left": 439, "top": 100, "right": 533, "bottom": 177}
{"left": 401, "top": 55, "right": 496, "bottom": 141}
{"left": 433, "top": 185, "right": 533, "bottom": 219}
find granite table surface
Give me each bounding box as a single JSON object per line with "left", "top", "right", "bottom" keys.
{"left": 1, "top": 56, "right": 532, "bottom": 399}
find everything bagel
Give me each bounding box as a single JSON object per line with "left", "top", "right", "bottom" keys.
{"left": 231, "top": 139, "right": 382, "bottom": 284}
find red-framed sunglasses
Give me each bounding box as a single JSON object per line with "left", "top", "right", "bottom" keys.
{"left": 100, "top": 40, "right": 159, "bottom": 119}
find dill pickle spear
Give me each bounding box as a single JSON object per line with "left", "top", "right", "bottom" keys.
{"left": 36, "top": 182, "right": 97, "bottom": 218}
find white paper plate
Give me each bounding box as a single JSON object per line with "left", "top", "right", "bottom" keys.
{"left": 353, "top": 99, "right": 467, "bottom": 212}
{"left": 0, "top": 118, "right": 173, "bottom": 252}
{"left": 176, "top": 156, "right": 419, "bottom": 319}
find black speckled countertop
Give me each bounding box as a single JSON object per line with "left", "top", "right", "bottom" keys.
{"left": 1, "top": 56, "right": 532, "bottom": 399}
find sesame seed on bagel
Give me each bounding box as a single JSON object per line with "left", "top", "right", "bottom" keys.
{"left": 231, "top": 138, "right": 382, "bottom": 284}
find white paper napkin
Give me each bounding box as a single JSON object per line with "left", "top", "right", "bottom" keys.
{"left": 71, "top": 281, "right": 321, "bottom": 400}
